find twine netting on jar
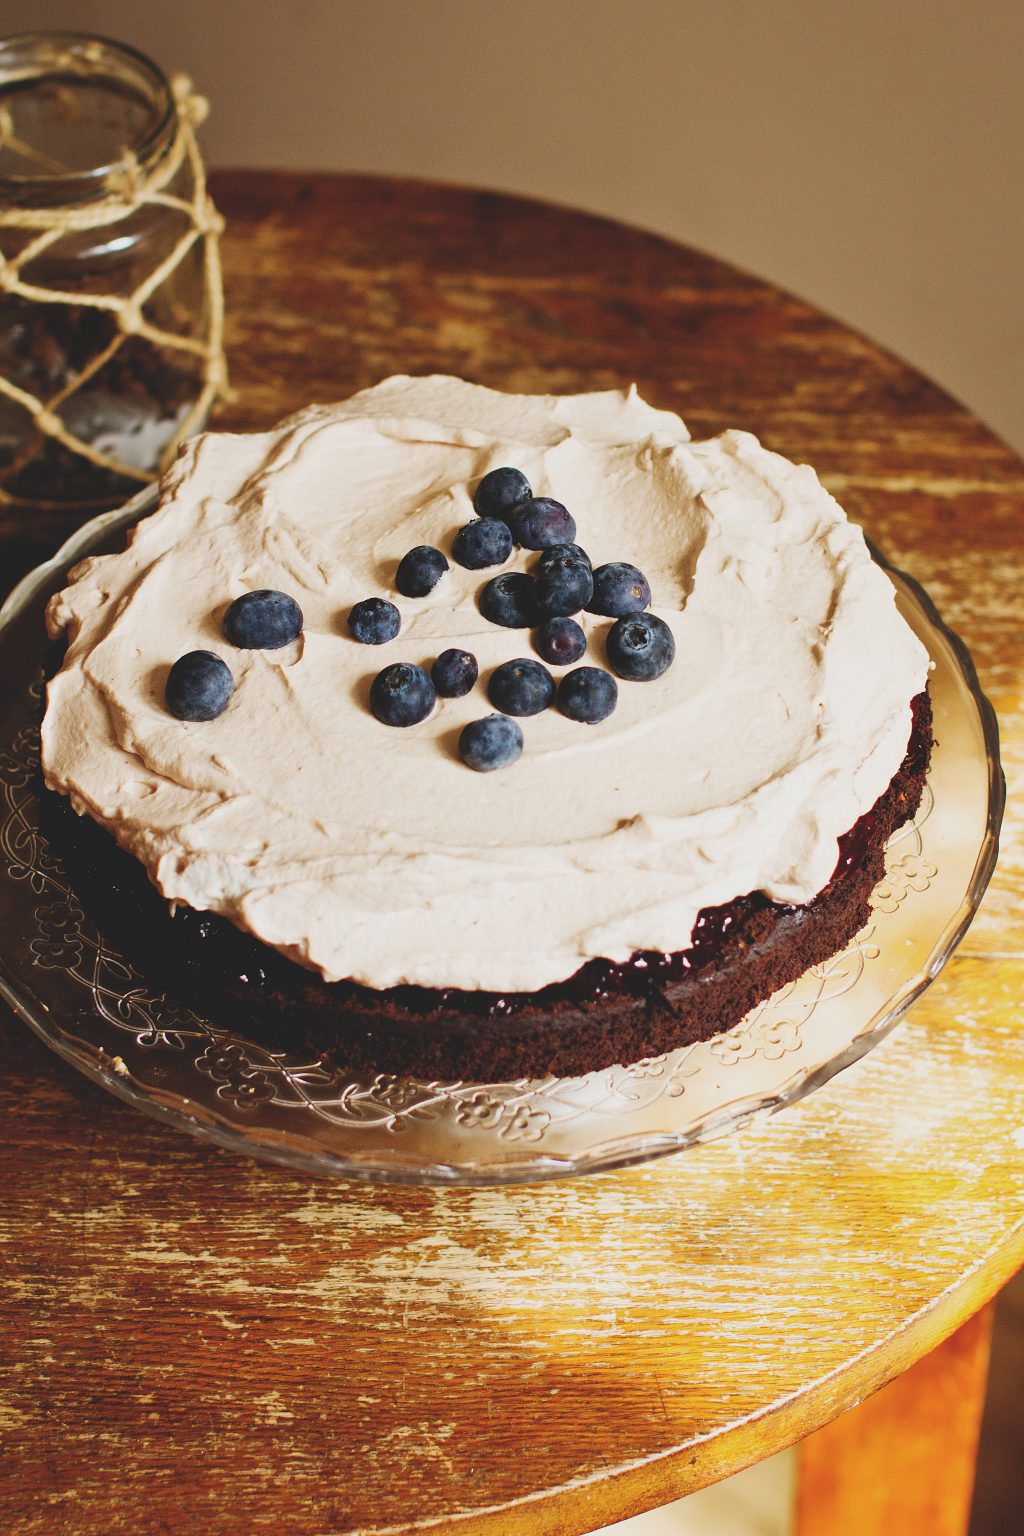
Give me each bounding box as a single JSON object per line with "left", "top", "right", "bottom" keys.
{"left": 0, "top": 70, "right": 228, "bottom": 509}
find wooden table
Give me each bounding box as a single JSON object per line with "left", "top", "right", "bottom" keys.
{"left": 1, "top": 173, "right": 1022, "bottom": 1536}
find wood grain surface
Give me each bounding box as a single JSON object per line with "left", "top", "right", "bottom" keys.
{"left": 1, "top": 173, "right": 1022, "bottom": 1536}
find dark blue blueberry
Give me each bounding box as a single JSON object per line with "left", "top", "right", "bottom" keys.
{"left": 510, "top": 496, "right": 577, "bottom": 550}
{"left": 348, "top": 597, "right": 401, "bottom": 645}
{"left": 370, "top": 662, "right": 436, "bottom": 726}
{"left": 459, "top": 714, "right": 524, "bottom": 772}
{"left": 587, "top": 562, "right": 651, "bottom": 617}
{"left": 166, "top": 650, "right": 234, "bottom": 721}
{"left": 396, "top": 545, "right": 449, "bottom": 598}
{"left": 548, "top": 542, "right": 592, "bottom": 569}
{"left": 432, "top": 647, "right": 479, "bottom": 698}
{"left": 557, "top": 666, "right": 618, "bottom": 724}
{"left": 487, "top": 658, "right": 555, "bottom": 717}
{"left": 606, "top": 613, "right": 676, "bottom": 680}
{"left": 533, "top": 545, "right": 594, "bottom": 616}
{"left": 452, "top": 518, "right": 513, "bottom": 570}
{"left": 473, "top": 466, "right": 532, "bottom": 522}
{"left": 224, "top": 589, "right": 303, "bottom": 649}
{"left": 534, "top": 616, "right": 587, "bottom": 666}
{"left": 478, "top": 571, "right": 539, "bottom": 628}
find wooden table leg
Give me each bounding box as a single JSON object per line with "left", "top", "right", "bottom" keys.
{"left": 795, "top": 1302, "right": 995, "bottom": 1536}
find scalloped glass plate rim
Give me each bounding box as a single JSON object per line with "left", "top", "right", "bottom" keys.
{"left": 0, "top": 486, "right": 1005, "bottom": 1185}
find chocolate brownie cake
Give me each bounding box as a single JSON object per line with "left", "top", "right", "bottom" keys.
{"left": 40, "top": 376, "right": 933, "bottom": 1079}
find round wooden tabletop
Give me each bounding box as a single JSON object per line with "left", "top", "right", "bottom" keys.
{"left": 2, "top": 173, "right": 1022, "bottom": 1536}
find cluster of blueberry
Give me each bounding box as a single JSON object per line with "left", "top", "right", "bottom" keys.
{"left": 352, "top": 467, "right": 675, "bottom": 772}
{"left": 163, "top": 469, "right": 675, "bottom": 772}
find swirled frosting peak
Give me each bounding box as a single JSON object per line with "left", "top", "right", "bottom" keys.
{"left": 41, "top": 375, "right": 930, "bottom": 992}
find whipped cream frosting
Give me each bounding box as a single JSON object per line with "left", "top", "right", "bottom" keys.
{"left": 41, "top": 375, "right": 931, "bottom": 992}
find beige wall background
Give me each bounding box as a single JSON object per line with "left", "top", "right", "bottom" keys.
{"left": 17, "top": 0, "right": 1024, "bottom": 452}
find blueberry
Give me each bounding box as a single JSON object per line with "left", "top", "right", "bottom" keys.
{"left": 534, "top": 616, "right": 587, "bottom": 666}
{"left": 452, "top": 518, "right": 513, "bottom": 570}
{"left": 549, "top": 542, "right": 592, "bottom": 569}
{"left": 473, "top": 466, "right": 532, "bottom": 522}
{"left": 510, "top": 497, "right": 577, "bottom": 550}
{"left": 166, "top": 650, "right": 234, "bottom": 721}
{"left": 348, "top": 597, "right": 401, "bottom": 645}
{"left": 533, "top": 545, "right": 593, "bottom": 616}
{"left": 478, "top": 571, "right": 539, "bottom": 628}
{"left": 370, "top": 662, "right": 436, "bottom": 726}
{"left": 224, "top": 589, "right": 303, "bottom": 649}
{"left": 487, "top": 658, "right": 554, "bottom": 717}
{"left": 557, "top": 666, "right": 618, "bottom": 724}
{"left": 587, "top": 562, "right": 651, "bottom": 617}
{"left": 606, "top": 613, "right": 676, "bottom": 680}
{"left": 432, "top": 647, "right": 479, "bottom": 698}
{"left": 459, "top": 714, "right": 524, "bottom": 772}
{"left": 396, "top": 545, "right": 448, "bottom": 598}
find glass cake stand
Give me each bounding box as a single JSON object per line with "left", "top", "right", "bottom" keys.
{"left": 0, "top": 488, "right": 1004, "bottom": 1185}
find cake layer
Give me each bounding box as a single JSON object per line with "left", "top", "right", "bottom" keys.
{"left": 41, "top": 376, "right": 931, "bottom": 992}
{"left": 41, "top": 693, "right": 932, "bottom": 1080}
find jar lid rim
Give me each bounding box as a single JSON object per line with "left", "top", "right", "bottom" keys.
{"left": 0, "top": 31, "right": 177, "bottom": 206}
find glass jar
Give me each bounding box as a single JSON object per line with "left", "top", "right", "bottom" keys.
{"left": 0, "top": 32, "right": 225, "bottom": 512}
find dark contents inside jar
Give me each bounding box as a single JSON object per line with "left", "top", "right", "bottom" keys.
{"left": 0, "top": 290, "right": 199, "bottom": 506}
